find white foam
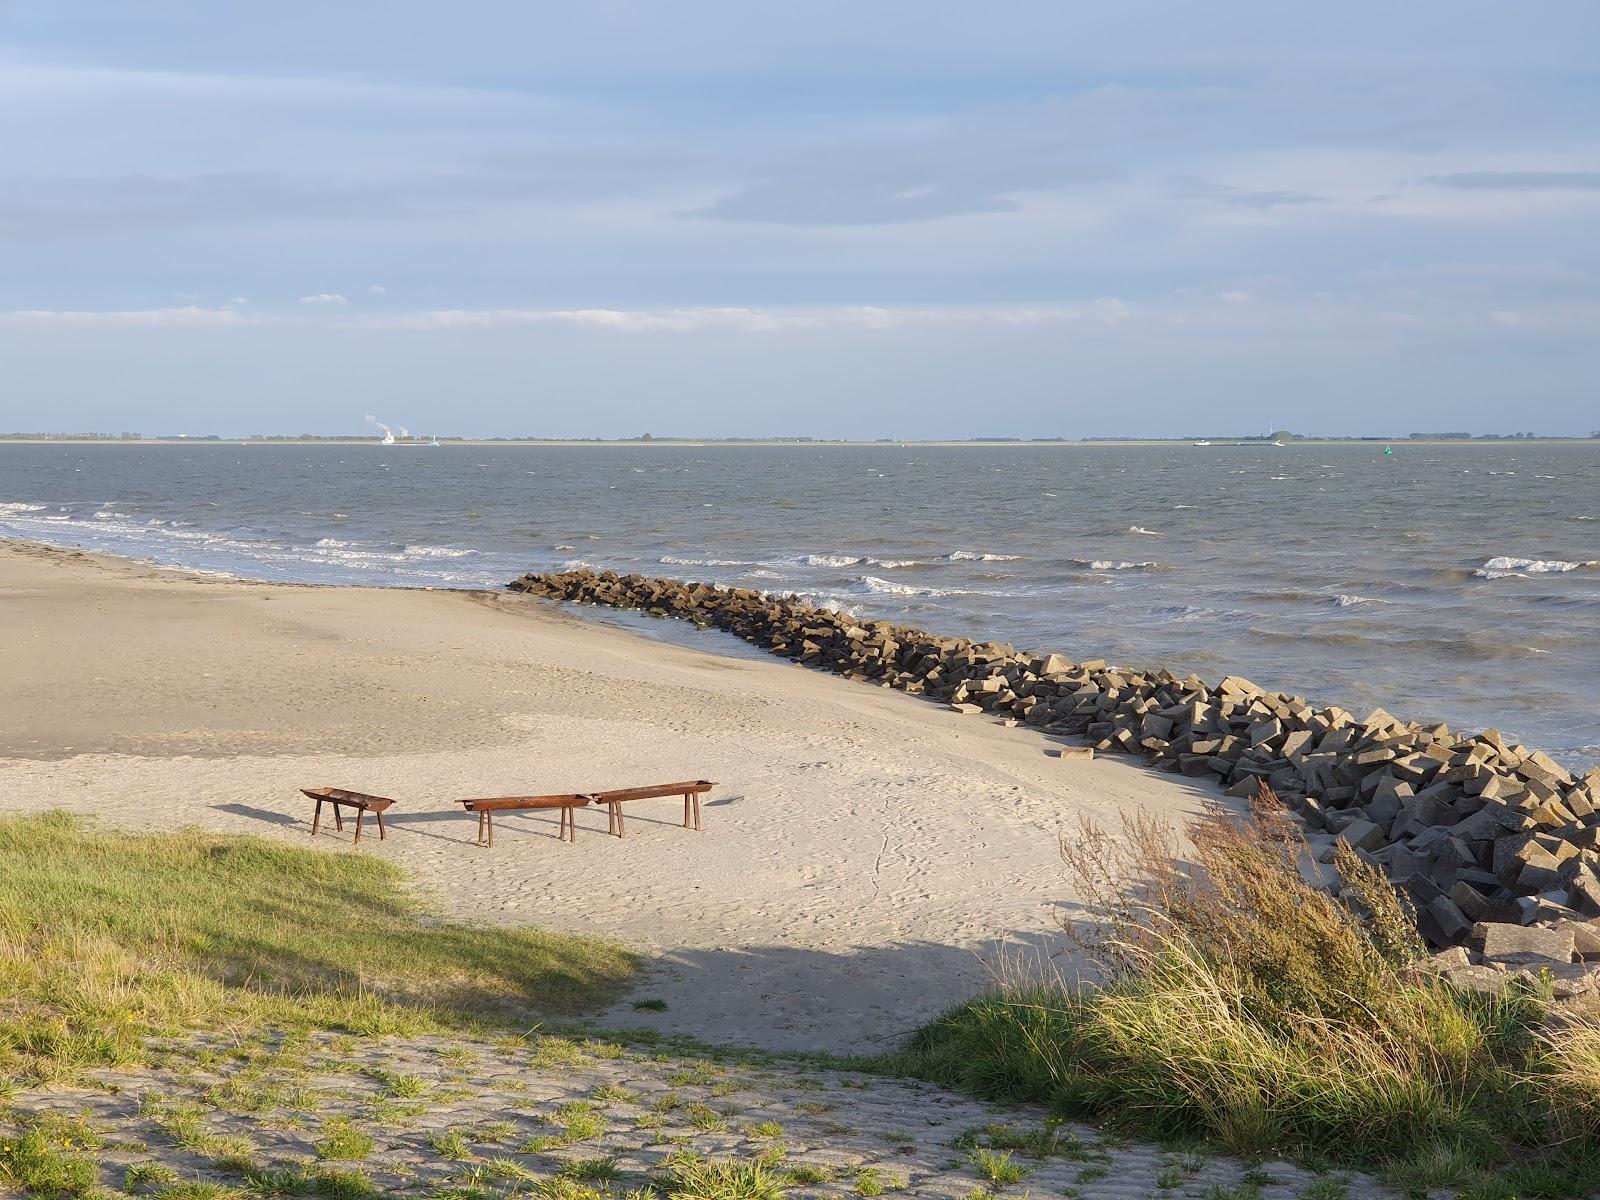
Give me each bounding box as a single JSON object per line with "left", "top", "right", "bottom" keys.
{"left": 856, "top": 575, "right": 952, "bottom": 597}
{"left": 1075, "top": 559, "right": 1163, "bottom": 572}
{"left": 402, "top": 544, "right": 473, "bottom": 558}
{"left": 93, "top": 510, "right": 129, "bottom": 519}
{"left": 661, "top": 555, "right": 756, "bottom": 567}
{"left": 804, "top": 553, "right": 865, "bottom": 568}
{"left": 945, "top": 550, "right": 1020, "bottom": 562}
{"left": 1128, "top": 525, "right": 1163, "bottom": 536}
{"left": 0, "top": 502, "right": 47, "bottom": 514}
{"left": 1474, "top": 556, "right": 1597, "bottom": 579}
{"left": 1333, "top": 594, "right": 1379, "bottom": 607}
{"left": 315, "top": 537, "right": 355, "bottom": 548}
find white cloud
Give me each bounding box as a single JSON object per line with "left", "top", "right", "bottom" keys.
{"left": 299, "top": 292, "right": 347, "bottom": 305}
{"left": 357, "top": 301, "right": 1134, "bottom": 333}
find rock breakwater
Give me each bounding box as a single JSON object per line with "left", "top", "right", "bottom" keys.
{"left": 511, "top": 569, "right": 1600, "bottom": 993}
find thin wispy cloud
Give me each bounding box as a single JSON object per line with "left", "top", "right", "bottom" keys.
{"left": 1428, "top": 171, "right": 1600, "bottom": 191}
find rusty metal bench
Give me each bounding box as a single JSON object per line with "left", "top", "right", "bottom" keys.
{"left": 593, "top": 780, "right": 715, "bottom": 838}
{"left": 458, "top": 794, "right": 596, "bottom": 846}
{"left": 301, "top": 787, "right": 395, "bottom": 844}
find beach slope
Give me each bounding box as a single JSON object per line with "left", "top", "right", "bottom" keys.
{"left": 0, "top": 540, "right": 1214, "bottom": 1052}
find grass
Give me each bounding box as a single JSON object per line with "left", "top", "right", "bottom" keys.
{"left": 889, "top": 787, "right": 1600, "bottom": 1196}
{"left": 0, "top": 811, "right": 634, "bottom": 1087}
{"left": 968, "top": 1149, "right": 1030, "bottom": 1187}
{"left": 314, "top": 1117, "right": 373, "bottom": 1161}
{"left": 0, "top": 1112, "right": 102, "bottom": 1197}
{"left": 658, "top": 1157, "right": 790, "bottom": 1199}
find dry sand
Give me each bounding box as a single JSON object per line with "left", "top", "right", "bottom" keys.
{"left": 0, "top": 539, "right": 1216, "bottom": 1054}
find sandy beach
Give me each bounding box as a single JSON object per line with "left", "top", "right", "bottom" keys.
{"left": 0, "top": 538, "right": 1215, "bottom": 1053}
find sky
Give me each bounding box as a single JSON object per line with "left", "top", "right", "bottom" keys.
{"left": 1, "top": 2, "right": 1597, "bottom": 439}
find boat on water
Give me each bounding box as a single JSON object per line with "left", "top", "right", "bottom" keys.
{"left": 1193, "top": 440, "right": 1213, "bottom": 446}
{"left": 381, "top": 430, "right": 439, "bottom": 446}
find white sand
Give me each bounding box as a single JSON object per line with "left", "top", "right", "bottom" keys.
{"left": 0, "top": 540, "right": 1217, "bottom": 1053}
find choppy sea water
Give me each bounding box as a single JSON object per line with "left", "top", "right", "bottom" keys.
{"left": 2, "top": 442, "right": 1596, "bottom": 768}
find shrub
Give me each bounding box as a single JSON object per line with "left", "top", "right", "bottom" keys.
{"left": 894, "top": 788, "right": 1600, "bottom": 1191}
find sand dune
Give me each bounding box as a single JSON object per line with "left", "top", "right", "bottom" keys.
{"left": 0, "top": 539, "right": 1215, "bottom": 1052}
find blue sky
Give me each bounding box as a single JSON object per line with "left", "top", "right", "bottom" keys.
{"left": 1, "top": 2, "right": 1596, "bottom": 438}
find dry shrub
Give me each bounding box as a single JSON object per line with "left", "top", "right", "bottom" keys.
{"left": 1061, "top": 782, "right": 1423, "bottom": 1032}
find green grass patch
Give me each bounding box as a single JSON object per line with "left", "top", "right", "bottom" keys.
{"left": 0, "top": 812, "right": 633, "bottom": 1085}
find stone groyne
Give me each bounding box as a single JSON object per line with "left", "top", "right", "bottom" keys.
{"left": 510, "top": 569, "right": 1600, "bottom": 983}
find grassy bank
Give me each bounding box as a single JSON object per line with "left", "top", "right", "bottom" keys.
{"left": 890, "top": 794, "right": 1600, "bottom": 1199}
{"left": 0, "top": 811, "right": 634, "bottom": 1087}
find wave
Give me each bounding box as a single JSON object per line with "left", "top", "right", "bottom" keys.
{"left": 315, "top": 537, "right": 355, "bottom": 548}
{"left": 944, "top": 550, "right": 1021, "bottom": 562}
{"left": 1332, "top": 594, "right": 1381, "bottom": 608}
{"left": 0, "top": 502, "right": 48, "bottom": 514}
{"left": 401, "top": 544, "right": 473, "bottom": 558}
{"left": 1474, "top": 556, "right": 1598, "bottom": 579}
{"left": 660, "top": 554, "right": 757, "bottom": 567}
{"left": 1071, "top": 559, "right": 1164, "bottom": 572}
{"left": 854, "top": 575, "right": 959, "bottom": 597}
{"left": 803, "top": 553, "right": 864, "bottom": 568}
{"left": 1128, "top": 526, "right": 1163, "bottom": 536}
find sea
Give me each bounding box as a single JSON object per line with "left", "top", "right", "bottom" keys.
{"left": 2, "top": 441, "right": 1596, "bottom": 770}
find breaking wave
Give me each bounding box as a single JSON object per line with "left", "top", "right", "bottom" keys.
{"left": 1474, "top": 556, "right": 1599, "bottom": 579}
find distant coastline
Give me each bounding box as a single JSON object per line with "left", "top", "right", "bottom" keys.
{"left": 4, "top": 434, "right": 1599, "bottom": 448}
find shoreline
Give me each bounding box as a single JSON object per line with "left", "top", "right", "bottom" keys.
{"left": 6, "top": 437, "right": 1600, "bottom": 447}
{"left": 0, "top": 538, "right": 1217, "bottom": 1053}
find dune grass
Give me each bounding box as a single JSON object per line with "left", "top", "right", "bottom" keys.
{"left": 891, "top": 790, "right": 1600, "bottom": 1199}
{"left": 0, "top": 811, "right": 633, "bottom": 1085}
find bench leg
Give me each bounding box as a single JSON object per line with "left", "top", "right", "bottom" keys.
{"left": 333, "top": 807, "right": 344, "bottom": 833}
{"left": 354, "top": 810, "right": 364, "bottom": 844}
{"left": 693, "top": 795, "right": 702, "bottom": 832}
{"left": 376, "top": 810, "right": 385, "bottom": 841}
{"left": 311, "top": 799, "right": 322, "bottom": 837}
{"left": 683, "top": 794, "right": 691, "bottom": 828}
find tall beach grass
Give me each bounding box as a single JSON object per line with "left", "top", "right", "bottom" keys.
{"left": 893, "top": 788, "right": 1600, "bottom": 1197}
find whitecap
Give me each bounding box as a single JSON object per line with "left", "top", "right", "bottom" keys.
{"left": 1474, "top": 555, "right": 1597, "bottom": 578}
{"left": 661, "top": 554, "right": 756, "bottom": 567}
{"left": 0, "top": 502, "right": 48, "bottom": 513}
{"left": 804, "top": 553, "right": 865, "bottom": 568}
{"left": 855, "top": 575, "right": 952, "bottom": 597}
{"left": 1128, "top": 525, "right": 1163, "bottom": 536}
{"left": 1073, "top": 559, "right": 1163, "bottom": 572}
{"left": 402, "top": 544, "right": 473, "bottom": 558}
{"left": 945, "top": 550, "right": 1021, "bottom": 562}
{"left": 316, "top": 537, "right": 355, "bottom": 548}
{"left": 1332, "top": 594, "right": 1380, "bottom": 607}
